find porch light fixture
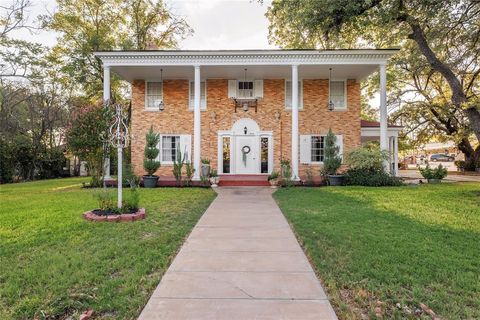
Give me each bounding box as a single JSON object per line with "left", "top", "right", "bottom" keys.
{"left": 158, "top": 69, "right": 165, "bottom": 111}
{"left": 244, "top": 126, "right": 248, "bottom": 135}
{"left": 328, "top": 68, "right": 335, "bottom": 111}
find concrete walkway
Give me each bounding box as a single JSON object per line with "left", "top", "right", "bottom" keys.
{"left": 138, "top": 187, "right": 338, "bottom": 320}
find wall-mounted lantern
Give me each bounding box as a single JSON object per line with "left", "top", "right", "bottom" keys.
{"left": 158, "top": 68, "right": 165, "bottom": 111}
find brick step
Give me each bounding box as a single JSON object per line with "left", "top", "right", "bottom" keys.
{"left": 218, "top": 180, "right": 271, "bottom": 187}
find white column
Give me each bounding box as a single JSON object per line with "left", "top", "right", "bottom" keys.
{"left": 379, "top": 64, "right": 388, "bottom": 170}
{"left": 193, "top": 65, "right": 201, "bottom": 181}
{"left": 394, "top": 135, "right": 399, "bottom": 176}
{"left": 103, "top": 65, "right": 111, "bottom": 180}
{"left": 291, "top": 64, "right": 300, "bottom": 180}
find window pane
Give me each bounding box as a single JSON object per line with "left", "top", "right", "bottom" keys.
{"left": 330, "top": 81, "right": 345, "bottom": 108}
{"left": 223, "top": 137, "right": 230, "bottom": 173}
{"left": 162, "top": 136, "right": 180, "bottom": 162}
{"left": 311, "top": 136, "right": 324, "bottom": 162}
{"left": 147, "top": 82, "right": 162, "bottom": 109}
{"left": 261, "top": 137, "right": 269, "bottom": 173}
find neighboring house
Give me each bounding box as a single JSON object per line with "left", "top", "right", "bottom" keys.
{"left": 94, "top": 49, "right": 400, "bottom": 182}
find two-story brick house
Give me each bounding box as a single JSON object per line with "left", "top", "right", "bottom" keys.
{"left": 94, "top": 50, "right": 401, "bottom": 184}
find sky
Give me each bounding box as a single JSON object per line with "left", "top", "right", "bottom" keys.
{"left": 12, "top": 0, "right": 277, "bottom": 50}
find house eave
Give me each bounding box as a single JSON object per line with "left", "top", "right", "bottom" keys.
{"left": 93, "top": 49, "right": 399, "bottom": 67}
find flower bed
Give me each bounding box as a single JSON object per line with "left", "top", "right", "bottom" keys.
{"left": 83, "top": 208, "right": 145, "bottom": 222}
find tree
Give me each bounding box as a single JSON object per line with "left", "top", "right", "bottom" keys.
{"left": 66, "top": 103, "right": 112, "bottom": 186}
{"left": 43, "top": 0, "right": 191, "bottom": 100}
{"left": 266, "top": 0, "right": 480, "bottom": 169}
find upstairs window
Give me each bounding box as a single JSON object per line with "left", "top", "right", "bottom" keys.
{"left": 145, "top": 81, "right": 163, "bottom": 110}
{"left": 285, "top": 80, "right": 303, "bottom": 110}
{"left": 329, "top": 80, "right": 347, "bottom": 110}
{"left": 237, "top": 81, "right": 254, "bottom": 98}
{"left": 189, "top": 81, "right": 207, "bottom": 110}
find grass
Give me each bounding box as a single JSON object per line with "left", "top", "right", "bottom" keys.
{"left": 0, "top": 178, "right": 216, "bottom": 319}
{"left": 274, "top": 183, "right": 480, "bottom": 319}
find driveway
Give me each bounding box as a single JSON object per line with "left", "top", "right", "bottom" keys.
{"left": 138, "top": 187, "right": 337, "bottom": 320}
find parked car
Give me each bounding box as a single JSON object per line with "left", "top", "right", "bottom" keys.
{"left": 430, "top": 153, "right": 455, "bottom": 162}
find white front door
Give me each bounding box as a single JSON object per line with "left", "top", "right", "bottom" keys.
{"left": 235, "top": 135, "right": 258, "bottom": 174}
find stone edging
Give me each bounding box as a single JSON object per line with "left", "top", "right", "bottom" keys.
{"left": 83, "top": 208, "right": 146, "bottom": 222}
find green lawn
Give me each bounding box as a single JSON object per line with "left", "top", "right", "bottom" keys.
{"left": 274, "top": 183, "right": 480, "bottom": 319}
{"left": 0, "top": 178, "right": 216, "bottom": 319}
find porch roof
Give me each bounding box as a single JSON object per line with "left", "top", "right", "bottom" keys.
{"left": 94, "top": 49, "right": 399, "bottom": 83}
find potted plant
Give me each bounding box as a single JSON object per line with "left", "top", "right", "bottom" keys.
{"left": 209, "top": 169, "right": 219, "bottom": 187}
{"left": 142, "top": 126, "right": 161, "bottom": 188}
{"left": 323, "top": 128, "right": 343, "bottom": 186}
{"left": 418, "top": 163, "right": 448, "bottom": 183}
{"left": 268, "top": 171, "right": 279, "bottom": 187}
{"left": 454, "top": 160, "right": 465, "bottom": 173}
{"left": 201, "top": 158, "right": 211, "bottom": 178}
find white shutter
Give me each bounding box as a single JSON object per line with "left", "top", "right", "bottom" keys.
{"left": 336, "top": 134, "right": 343, "bottom": 162}
{"left": 285, "top": 80, "right": 303, "bottom": 110}
{"left": 254, "top": 80, "right": 263, "bottom": 98}
{"left": 189, "top": 82, "right": 206, "bottom": 110}
{"left": 180, "top": 135, "right": 192, "bottom": 162}
{"left": 300, "top": 135, "right": 311, "bottom": 164}
{"left": 285, "top": 80, "right": 292, "bottom": 109}
{"left": 228, "top": 80, "right": 237, "bottom": 98}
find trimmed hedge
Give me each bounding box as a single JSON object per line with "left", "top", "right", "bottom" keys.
{"left": 344, "top": 169, "right": 403, "bottom": 187}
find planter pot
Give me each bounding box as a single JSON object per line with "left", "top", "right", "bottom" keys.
{"left": 327, "top": 174, "right": 344, "bottom": 186}
{"left": 427, "top": 178, "right": 441, "bottom": 184}
{"left": 143, "top": 175, "right": 159, "bottom": 188}
{"left": 209, "top": 177, "right": 219, "bottom": 187}
{"left": 269, "top": 179, "right": 278, "bottom": 188}
{"left": 201, "top": 164, "right": 211, "bottom": 178}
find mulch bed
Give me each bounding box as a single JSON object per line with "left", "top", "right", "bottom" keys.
{"left": 83, "top": 208, "right": 146, "bottom": 222}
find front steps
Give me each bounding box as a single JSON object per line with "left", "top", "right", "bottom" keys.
{"left": 218, "top": 174, "right": 270, "bottom": 187}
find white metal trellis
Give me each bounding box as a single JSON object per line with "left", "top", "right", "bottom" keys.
{"left": 109, "top": 103, "right": 130, "bottom": 208}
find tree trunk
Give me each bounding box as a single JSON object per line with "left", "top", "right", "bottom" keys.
{"left": 457, "top": 138, "right": 480, "bottom": 171}
{"left": 406, "top": 19, "right": 480, "bottom": 145}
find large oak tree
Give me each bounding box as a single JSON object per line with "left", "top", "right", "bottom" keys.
{"left": 266, "top": 0, "right": 480, "bottom": 169}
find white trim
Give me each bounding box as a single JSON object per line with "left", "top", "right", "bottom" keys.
{"left": 95, "top": 50, "right": 398, "bottom": 67}
{"left": 144, "top": 80, "right": 163, "bottom": 111}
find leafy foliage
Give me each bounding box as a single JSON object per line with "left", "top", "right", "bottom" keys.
{"left": 265, "top": 0, "right": 480, "bottom": 170}
{"left": 344, "top": 169, "right": 403, "bottom": 187}
{"left": 419, "top": 163, "right": 448, "bottom": 180}
{"left": 143, "top": 126, "right": 160, "bottom": 176}
{"left": 346, "top": 145, "right": 390, "bottom": 172}
{"left": 172, "top": 148, "right": 186, "bottom": 185}
{"left": 322, "top": 128, "right": 342, "bottom": 175}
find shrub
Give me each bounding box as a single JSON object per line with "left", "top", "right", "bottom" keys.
{"left": 172, "top": 149, "right": 186, "bottom": 185}
{"left": 122, "top": 188, "right": 140, "bottom": 212}
{"left": 344, "top": 169, "right": 403, "bottom": 187}
{"left": 454, "top": 160, "right": 466, "bottom": 170}
{"left": 346, "top": 146, "right": 389, "bottom": 172}
{"left": 201, "top": 158, "right": 210, "bottom": 164}
{"left": 419, "top": 163, "right": 448, "bottom": 180}
{"left": 322, "top": 128, "right": 342, "bottom": 175}
{"left": 143, "top": 126, "right": 160, "bottom": 176}
{"left": 268, "top": 171, "right": 279, "bottom": 181}
{"left": 304, "top": 166, "right": 315, "bottom": 186}
{"left": 123, "top": 163, "right": 140, "bottom": 188}
{"left": 94, "top": 189, "right": 116, "bottom": 211}
{"left": 280, "top": 159, "right": 292, "bottom": 187}
{"left": 210, "top": 169, "right": 218, "bottom": 177}
{"left": 184, "top": 160, "right": 195, "bottom": 187}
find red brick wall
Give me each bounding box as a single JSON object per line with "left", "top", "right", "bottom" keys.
{"left": 130, "top": 78, "right": 361, "bottom": 178}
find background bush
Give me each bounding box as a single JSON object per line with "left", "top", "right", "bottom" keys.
{"left": 344, "top": 169, "right": 403, "bottom": 187}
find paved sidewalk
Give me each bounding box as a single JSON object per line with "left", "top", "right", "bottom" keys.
{"left": 138, "top": 187, "right": 338, "bottom": 320}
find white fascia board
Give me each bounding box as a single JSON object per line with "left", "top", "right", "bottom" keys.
{"left": 361, "top": 127, "right": 402, "bottom": 138}
{"left": 94, "top": 50, "right": 399, "bottom": 67}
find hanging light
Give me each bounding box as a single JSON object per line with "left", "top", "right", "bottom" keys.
{"left": 243, "top": 102, "right": 249, "bottom": 112}
{"left": 158, "top": 68, "right": 165, "bottom": 111}
{"left": 328, "top": 67, "right": 335, "bottom": 111}
{"left": 242, "top": 68, "right": 249, "bottom": 112}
